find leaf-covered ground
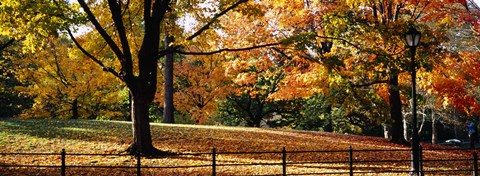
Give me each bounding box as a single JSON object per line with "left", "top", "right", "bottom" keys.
{"left": 0, "top": 119, "right": 476, "bottom": 175}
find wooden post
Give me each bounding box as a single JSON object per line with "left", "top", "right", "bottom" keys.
{"left": 419, "top": 145, "right": 423, "bottom": 176}
{"left": 212, "top": 148, "right": 216, "bottom": 176}
{"left": 349, "top": 146, "right": 353, "bottom": 176}
{"left": 137, "top": 152, "right": 141, "bottom": 176}
{"left": 282, "top": 147, "right": 287, "bottom": 176}
{"left": 61, "top": 149, "right": 66, "bottom": 176}
{"left": 474, "top": 152, "right": 478, "bottom": 176}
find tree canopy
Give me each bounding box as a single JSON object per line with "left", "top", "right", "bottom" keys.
{"left": 2, "top": 0, "right": 480, "bottom": 152}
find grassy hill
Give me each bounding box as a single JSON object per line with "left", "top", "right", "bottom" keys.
{"left": 0, "top": 119, "right": 475, "bottom": 175}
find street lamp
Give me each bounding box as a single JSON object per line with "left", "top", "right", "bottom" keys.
{"left": 405, "top": 26, "right": 421, "bottom": 175}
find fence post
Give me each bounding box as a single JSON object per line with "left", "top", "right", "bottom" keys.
{"left": 61, "top": 149, "right": 66, "bottom": 176}
{"left": 136, "top": 152, "right": 141, "bottom": 176}
{"left": 212, "top": 148, "right": 216, "bottom": 176}
{"left": 474, "top": 152, "right": 478, "bottom": 176}
{"left": 349, "top": 146, "right": 353, "bottom": 176}
{"left": 419, "top": 145, "right": 423, "bottom": 176}
{"left": 282, "top": 147, "right": 287, "bottom": 176}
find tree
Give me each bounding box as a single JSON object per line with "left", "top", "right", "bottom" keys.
{"left": 0, "top": 37, "right": 31, "bottom": 118}
{"left": 217, "top": 63, "right": 291, "bottom": 127}
{"left": 12, "top": 37, "right": 124, "bottom": 119}
{"left": 67, "top": 0, "right": 222, "bottom": 154}
{"left": 3, "top": 0, "right": 287, "bottom": 154}
{"left": 171, "top": 53, "right": 233, "bottom": 124}
{"left": 0, "top": 1, "right": 80, "bottom": 118}
{"left": 302, "top": 0, "right": 474, "bottom": 144}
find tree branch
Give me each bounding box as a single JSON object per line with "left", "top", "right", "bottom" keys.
{"left": 185, "top": 0, "right": 248, "bottom": 41}
{"left": 176, "top": 42, "right": 282, "bottom": 55}
{"left": 0, "top": 38, "right": 15, "bottom": 52}
{"left": 107, "top": 0, "right": 133, "bottom": 65}
{"left": 415, "top": 1, "right": 430, "bottom": 21}
{"left": 351, "top": 80, "right": 389, "bottom": 87}
{"left": 154, "top": 0, "right": 253, "bottom": 59}
{"left": 77, "top": 0, "right": 124, "bottom": 61}
{"left": 67, "top": 29, "right": 121, "bottom": 79}
{"left": 271, "top": 47, "right": 293, "bottom": 60}
{"left": 152, "top": 0, "right": 171, "bottom": 23}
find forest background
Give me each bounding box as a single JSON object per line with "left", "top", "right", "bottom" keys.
{"left": 2, "top": 0, "right": 480, "bottom": 153}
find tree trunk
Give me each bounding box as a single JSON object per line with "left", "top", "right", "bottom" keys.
{"left": 72, "top": 98, "right": 79, "bottom": 119}
{"left": 324, "top": 106, "right": 333, "bottom": 132}
{"left": 432, "top": 111, "right": 437, "bottom": 144}
{"left": 403, "top": 115, "right": 409, "bottom": 141}
{"left": 163, "top": 34, "right": 175, "bottom": 123}
{"left": 128, "top": 94, "right": 157, "bottom": 155}
{"left": 126, "top": 21, "right": 161, "bottom": 155}
{"left": 125, "top": 93, "right": 132, "bottom": 121}
{"left": 388, "top": 75, "right": 408, "bottom": 144}
{"left": 383, "top": 124, "right": 390, "bottom": 139}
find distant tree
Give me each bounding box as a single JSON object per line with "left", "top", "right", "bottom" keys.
{"left": 0, "top": 37, "right": 31, "bottom": 118}
{"left": 217, "top": 63, "right": 288, "bottom": 127}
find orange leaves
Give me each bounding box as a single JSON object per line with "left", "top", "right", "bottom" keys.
{"left": 427, "top": 76, "right": 480, "bottom": 115}
{"left": 169, "top": 54, "right": 233, "bottom": 123}
{"left": 422, "top": 51, "right": 480, "bottom": 116}
{"left": 272, "top": 65, "right": 330, "bottom": 100}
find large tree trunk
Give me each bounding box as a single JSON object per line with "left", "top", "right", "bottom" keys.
{"left": 127, "top": 21, "right": 161, "bottom": 155}
{"left": 388, "top": 75, "right": 408, "bottom": 144}
{"left": 163, "top": 34, "right": 175, "bottom": 123}
{"left": 128, "top": 94, "right": 156, "bottom": 155}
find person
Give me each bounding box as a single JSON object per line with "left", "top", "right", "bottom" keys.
{"left": 467, "top": 121, "right": 478, "bottom": 149}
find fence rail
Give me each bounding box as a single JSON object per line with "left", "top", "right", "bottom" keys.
{"left": 1, "top": 147, "right": 479, "bottom": 175}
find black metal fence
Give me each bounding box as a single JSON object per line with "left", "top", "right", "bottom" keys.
{"left": 1, "top": 147, "right": 479, "bottom": 175}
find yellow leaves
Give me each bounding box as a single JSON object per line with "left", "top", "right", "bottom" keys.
{"left": 234, "top": 72, "right": 256, "bottom": 85}
{"left": 1, "top": 0, "right": 82, "bottom": 52}
{"left": 437, "top": 14, "right": 455, "bottom": 28}
{"left": 11, "top": 36, "right": 124, "bottom": 119}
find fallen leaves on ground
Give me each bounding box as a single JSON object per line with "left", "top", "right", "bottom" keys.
{"left": 0, "top": 119, "right": 476, "bottom": 175}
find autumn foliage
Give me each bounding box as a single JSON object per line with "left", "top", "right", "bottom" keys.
{"left": 3, "top": 0, "right": 480, "bottom": 162}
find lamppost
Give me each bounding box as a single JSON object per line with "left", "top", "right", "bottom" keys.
{"left": 405, "top": 26, "right": 421, "bottom": 175}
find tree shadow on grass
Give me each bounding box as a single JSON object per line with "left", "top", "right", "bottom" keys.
{"left": 0, "top": 119, "right": 132, "bottom": 145}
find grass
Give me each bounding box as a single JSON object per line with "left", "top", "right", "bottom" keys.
{"left": 0, "top": 118, "right": 476, "bottom": 175}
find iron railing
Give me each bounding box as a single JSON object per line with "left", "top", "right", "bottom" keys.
{"left": 1, "top": 147, "right": 478, "bottom": 175}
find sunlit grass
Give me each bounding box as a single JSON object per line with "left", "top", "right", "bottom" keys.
{"left": 0, "top": 118, "right": 476, "bottom": 175}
